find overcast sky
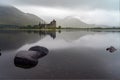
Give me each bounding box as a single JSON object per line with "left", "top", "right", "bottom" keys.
{"left": 0, "top": 0, "right": 120, "bottom": 26}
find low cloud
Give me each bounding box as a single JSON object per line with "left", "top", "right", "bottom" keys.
{"left": 16, "top": 6, "right": 120, "bottom": 26}
{"left": 12, "top": 0, "right": 119, "bottom": 11}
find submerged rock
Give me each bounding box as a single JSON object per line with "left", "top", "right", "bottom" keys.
{"left": 14, "top": 46, "right": 49, "bottom": 69}
{"left": 106, "top": 46, "right": 117, "bottom": 53}
{"left": 29, "top": 46, "right": 49, "bottom": 58}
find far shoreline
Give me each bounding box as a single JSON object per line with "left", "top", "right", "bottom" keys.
{"left": 0, "top": 28, "right": 120, "bottom": 32}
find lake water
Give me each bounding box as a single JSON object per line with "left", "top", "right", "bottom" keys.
{"left": 0, "top": 29, "right": 120, "bottom": 79}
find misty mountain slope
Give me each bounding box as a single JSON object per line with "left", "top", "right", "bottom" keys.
{"left": 57, "top": 16, "right": 92, "bottom": 28}
{"left": 0, "top": 6, "right": 45, "bottom": 26}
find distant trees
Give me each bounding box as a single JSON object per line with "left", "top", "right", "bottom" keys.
{"left": 56, "top": 26, "right": 62, "bottom": 29}
{"left": 17, "top": 20, "right": 58, "bottom": 29}
{"left": 58, "top": 26, "right": 61, "bottom": 29}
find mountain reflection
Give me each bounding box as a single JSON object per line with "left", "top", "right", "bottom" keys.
{"left": 0, "top": 30, "right": 56, "bottom": 51}
{"left": 0, "top": 30, "right": 119, "bottom": 51}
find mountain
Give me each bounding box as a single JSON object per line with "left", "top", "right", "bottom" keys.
{"left": 57, "top": 16, "right": 93, "bottom": 28}
{"left": 0, "top": 6, "right": 45, "bottom": 26}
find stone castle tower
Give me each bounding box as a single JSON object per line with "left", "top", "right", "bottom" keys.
{"left": 51, "top": 20, "right": 56, "bottom": 27}
{"left": 46, "top": 20, "right": 56, "bottom": 29}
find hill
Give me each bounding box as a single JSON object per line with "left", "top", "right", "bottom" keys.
{"left": 57, "top": 16, "right": 92, "bottom": 28}
{"left": 0, "top": 6, "right": 45, "bottom": 26}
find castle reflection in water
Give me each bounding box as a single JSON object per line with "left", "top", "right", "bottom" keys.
{"left": 25, "top": 30, "right": 57, "bottom": 39}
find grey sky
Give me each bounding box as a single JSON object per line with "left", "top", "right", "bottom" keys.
{"left": 12, "top": 0, "right": 120, "bottom": 11}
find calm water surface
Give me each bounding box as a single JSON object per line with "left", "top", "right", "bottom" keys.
{"left": 0, "top": 30, "right": 120, "bottom": 79}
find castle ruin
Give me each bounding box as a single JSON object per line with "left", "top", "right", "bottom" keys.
{"left": 39, "top": 20, "right": 56, "bottom": 29}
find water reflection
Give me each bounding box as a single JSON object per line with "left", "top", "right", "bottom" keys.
{"left": 0, "top": 30, "right": 120, "bottom": 79}
{"left": 18, "top": 31, "right": 120, "bottom": 51}
{"left": 0, "top": 30, "right": 56, "bottom": 50}
{"left": 14, "top": 46, "right": 49, "bottom": 69}
{"left": 27, "top": 30, "right": 56, "bottom": 39}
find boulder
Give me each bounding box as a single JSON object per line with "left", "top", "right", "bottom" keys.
{"left": 14, "top": 46, "right": 49, "bottom": 69}
{"left": 106, "top": 46, "right": 117, "bottom": 53}
{"left": 29, "top": 46, "right": 49, "bottom": 58}
{"left": 14, "top": 51, "right": 39, "bottom": 69}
